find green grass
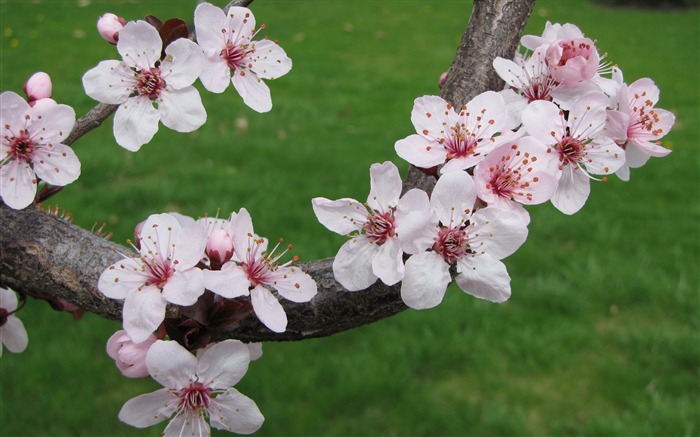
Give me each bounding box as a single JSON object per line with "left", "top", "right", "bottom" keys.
{"left": 1, "top": 0, "right": 699, "bottom": 436}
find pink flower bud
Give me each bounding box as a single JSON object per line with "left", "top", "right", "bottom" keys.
{"left": 206, "top": 228, "right": 234, "bottom": 268}
{"left": 97, "top": 13, "right": 126, "bottom": 45}
{"left": 30, "top": 98, "right": 57, "bottom": 109}
{"left": 106, "top": 329, "right": 156, "bottom": 378}
{"left": 133, "top": 219, "right": 145, "bottom": 249}
{"left": 23, "top": 72, "right": 52, "bottom": 103}
{"left": 439, "top": 72, "right": 448, "bottom": 89}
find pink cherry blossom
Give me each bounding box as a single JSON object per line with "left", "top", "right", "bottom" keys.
{"left": 194, "top": 3, "right": 292, "bottom": 113}
{"left": 394, "top": 92, "right": 508, "bottom": 173}
{"left": 521, "top": 21, "right": 587, "bottom": 51}
{"left": 399, "top": 171, "right": 529, "bottom": 308}
{"left": 119, "top": 339, "right": 264, "bottom": 436}
{"left": 473, "top": 136, "right": 559, "bottom": 223}
{"left": 605, "top": 76, "right": 674, "bottom": 181}
{"left": 521, "top": 92, "right": 625, "bottom": 214}
{"left": 98, "top": 213, "right": 208, "bottom": 343}
{"left": 82, "top": 20, "right": 206, "bottom": 151}
{"left": 203, "top": 208, "right": 317, "bottom": 333}
{"left": 0, "top": 287, "right": 28, "bottom": 357}
{"left": 312, "top": 161, "right": 431, "bottom": 291}
{"left": 23, "top": 72, "right": 52, "bottom": 104}
{"left": 97, "top": 13, "right": 126, "bottom": 45}
{"left": 106, "top": 329, "right": 156, "bottom": 378}
{"left": 0, "top": 91, "right": 80, "bottom": 209}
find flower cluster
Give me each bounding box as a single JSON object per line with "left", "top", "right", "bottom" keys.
{"left": 98, "top": 209, "right": 315, "bottom": 435}
{"left": 313, "top": 21, "right": 674, "bottom": 309}
{"left": 82, "top": 3, "right": 291, "bottom": 151}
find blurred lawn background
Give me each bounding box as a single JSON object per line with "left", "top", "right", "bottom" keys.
{"left": 1, "top": 0, "right": 698, "bottom": 436}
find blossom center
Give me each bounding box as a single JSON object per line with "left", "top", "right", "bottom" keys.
{"left": 556, "top": 136, "right": 585, "bottom": 166}
{"left": 177, "top": 381, "right": 212, "bottom": 414}
{"left": 522, "top": 79, "right": 553, "bottom": 102}
{"left": 363, "top": 211, "right": 396, "bottom": 245}
{"left": 557, "top": 39, "right": 594, "bottom": 67}
{"left": 445, "top": 126, "right": 477, "bottom": 159}
{"left": 433, "top": 226, "right": 469, "bottom": 264}
{"left": 135, "top": 68, "right": 165, "bottom": 100}
{"left": 222, "top": 42, "right": 247, "bottom": 70}
{"left": 7, "top": 132, "right": 35, "bottom": 162}
{"left": 0, "top": 307, "right": 8, "bottom": 327}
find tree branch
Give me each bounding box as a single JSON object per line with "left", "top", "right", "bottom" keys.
{"left": 0, "top": 0, "right": 535, "bottom": 342}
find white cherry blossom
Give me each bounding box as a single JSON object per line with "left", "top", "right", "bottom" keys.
{"left": 313, "top": 161, "right": 431, "bottom": 291}
{"left": 194, "top": 3, "right": 292, "bottom": 113}
{"left": 98, "top": 213, "right": 208, "bottom": 343}
{"left": 82, "top": 21, "right": 206, "bottom": 151}
{"left": 119, "top": 339, "right": 264, "bottom": 436}
{"left": 0, "top": 91, "right": 79, "bottom": 209}
{"left": 399, "top": 171, "right": 528, "bottom": 308}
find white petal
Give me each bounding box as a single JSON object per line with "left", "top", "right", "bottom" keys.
{"left": 197, "top": 339, "right": 250, "bottom": 389}
{"left": 401, "top": 252, "right": 451, "bottom": 309}
{"left": 194, "top": 2, "right": 226, "bottom": 51}
{"left": 367, "top": 161, "right": 402, "bottom": 211}
{"left": 464, "top": 91, "right": 507, "bottom": 138}
{"left": 551, "top": 166, "right": 590, "bottom": 215}
{"left": 199, "top": 55, "right": 233, "bottom": 93}
{"left": 0, "top": 161, "right": 36, "bottom": 209}
{"left": 1, "top": 316, "right": 28, "bottom": 353}
{"left": 396, "top": 209, "right": 437, "bottom": 255}
{"left": 203, "top": 264, "right": 251, "bottom": 298}
{"left": 372, "top": 238, "right": 404, "bottom": 286}
{"left": 0, "top": 288, "right": 18, "bottom": 311}
{"left": 163, "top": 412, "right": 209, "bottom": 437}
{"left": 118, "top": 388, "right": 175, "bottom": 428}
{"left": 333, "top": 237, "right": 378, "bottom": 291}
{"left": 172, "top": 221, "right": 208, "bottom": 268}
{"left": 157, "top": 87, "right": 206, "bottom": 133}
{"left": 82, "top": 60, "right": 133, "bottom": 105}
{"left": 268, "top": 267, "right": 317, "bottom": 303}
{"left": 521, "top": 99, "right": 564, "bottom": 145}
{"left": 231, "top": 208, "right": 255, "bottom": 261}
{"left": 32, "top": 143, "right": 80, "bottom": 186}
{"left": 250, "top": 285, "right": 287, "bottom": 333}
{"left": 430, "top": 170, "right": 476, "bottom": 226}
{"left": 1, "top": 91, "right": 30, "bottom": 127}
{"left": 232, "top": 70, "right": 272, "bottom": 113}
{"left": 455, "top": 254, "right": 511, "bottom": 303}
{"left": 395, "top": 188, "right": 430, "bottom": 219}
{"left": 410, "top": 95, "right": 453, "bottom": 139}
{"left": 210, "top": 388, "right": 265, "bottom": 434}
{"left": 97, "top": 258, "right": 146, "bottom": 300}
{"left": 140, "top": 213, "right": 182, "bottom": 257}
{"left": 248, "top": 39, "right": 292, "bottom": 80}
{"left": 146, "top": 340, "right": 197, "bottom": 390}
{"left": 29, "top": 103, "right": 75, "bottom": 143}
{"left": 117, "top": 21, "right": 161, "bottom": 70}
{"left": 161, "top": 269, "right": 204, "bottom": 306}
{"left": 113, "top": 97, "right": 160, "bottom": 151}
{"left": 311, "top": 197, "right": 366, "bottom": 235}
{"left": 160, "top": 39, "right": 204, "bottom": 90}
{"left": 123, "top": 287, "right": 167, "bottom": 344}
{"left": 394, "top": 134, "right": 446, "bottom": 169}
{"left": 470, "top": 207, "right": 528, "bottom": 259}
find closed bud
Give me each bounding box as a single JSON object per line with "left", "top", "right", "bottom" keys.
{"left": 97, "top": 13, "right": 126, "bottom": 44}
{"left": 206, "top": 228, "right": 234, "bottom": 269}
{"left": 23, "top": 72, "right": 52, "bottom": 103}
{"left": 106, "top": 329, "right": 156, "bottom": 378}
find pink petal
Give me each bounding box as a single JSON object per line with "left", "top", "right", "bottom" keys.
{"left": 268, "top": 267, "right": 317, "bottom": 303}
{"left": 1, "top": 91, "right": 30, "bottom": 127}
{"left": 224, "top": 6, "right": 257, "bottom": 41}
{"left": 199, "top": 55, "right": 233, "bottom": 93}
{"left": 401, "top": 252, "right": 451, "bottom": 309}
{"left": 551, "top": 165, "right": 590, "bottom": 215}
{"left": 372, "top": 238, "right": 404, "bottom": 286}
{"left": 470, "top": 207, "right": 528, "bottom": 260}
{"left": 521, "top": 99, "right": 565, "bottom": 144}
{"left": 410, "top": 95, "right": 454, "bottom": 139}
{"left": 0, "top": 160, "right": 36, "bottom": 209}
{"left": 197, "top": 339, "right": 250, "bottom": 389}
{"left": 0, "top": 288, "right": 18, "bottom": 311}
{"left": 146, "top": 340, "right": 197, "bottom": 390}
{"left": 28, "top": 102, "right": 75, "bottom": 143}
{"left": 210, "top": 388, "right": 265, "bottom": 434}
{"left": 231, "top": 208, "right": 255, "bottom": 261}
{"left": 194, "top": 2, "right": 227, "bottom": 52}
{"left": 161, "top": 269, "right": 204, "bottom": 306}
{"left": 164, "top": 412, "right": 209, "bottom": 437}
{"left": 172, "top": 220, "right": 208, "bottom": 269}
{"left": 394, "top": 134, "right": 447, "bottom": 169}
{"left": 463, "top": 91, "right": 507, "bottom": 138}
{"left": 97, "top": 258, "right": 147, "bottom": 300}
{"left": 250, "top": 285, "right": 287, "bottom": 333}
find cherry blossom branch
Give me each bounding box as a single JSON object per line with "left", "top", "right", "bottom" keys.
{"left": 0, "top": 0, "right": 536, "bottom": 342}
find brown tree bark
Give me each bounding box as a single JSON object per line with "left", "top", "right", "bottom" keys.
{"left": 0, "top": 0, "right": 536, "bottom": 342}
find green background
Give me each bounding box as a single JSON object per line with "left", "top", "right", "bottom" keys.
{"left": 1, "top": 0, "right": 698, "bottom": 435}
